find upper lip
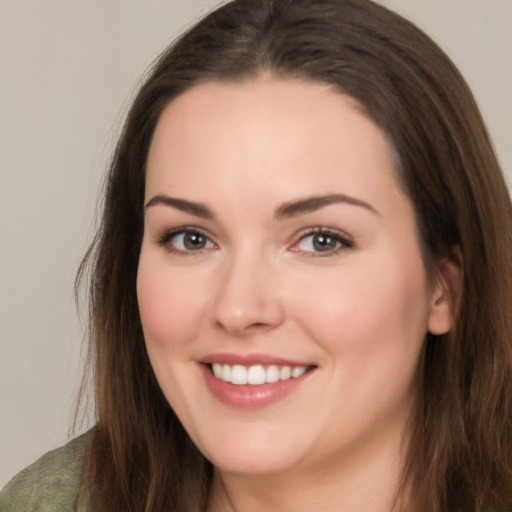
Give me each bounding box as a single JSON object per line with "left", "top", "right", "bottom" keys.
{"left": 198, "top": 352, "right": 315, "bottom": 367}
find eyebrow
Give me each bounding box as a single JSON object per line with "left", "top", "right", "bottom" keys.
{"left": 145, "top": 195, "right": 214, "bottom": 219}
{"left": 274, "top": 194, "right": 379, "bottom": 219}
{"left": 144, "top": 192, "right": 378, "bottom": 220}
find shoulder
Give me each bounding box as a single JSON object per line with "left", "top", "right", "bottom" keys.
{"left": 0, "top": 431, "right": 91, "bottom": 512}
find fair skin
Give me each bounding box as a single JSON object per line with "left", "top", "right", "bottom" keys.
{"left": 137, "top": 77, "right": 453, "bottom": 512}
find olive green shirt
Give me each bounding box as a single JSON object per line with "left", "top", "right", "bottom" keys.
{"left": 0, "top": 433, "right": 89, "bottom": 511}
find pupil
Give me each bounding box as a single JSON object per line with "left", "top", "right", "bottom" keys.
{"left": 313, "top": 234, "right": 336, "bottom": 251}
{"left": 184, "top": 232, "right": 205, "bottom": 250}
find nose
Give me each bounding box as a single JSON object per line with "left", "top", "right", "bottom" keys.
{"left": 209, "top": 250, "right": 285, "bottom": 336}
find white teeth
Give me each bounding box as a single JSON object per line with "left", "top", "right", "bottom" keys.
{"left": 222, "top": 364, "right": 231, "bottom": 382}
{"left": 212, "top": 363, "right": 222, "bottom": 378}
{"left": 291, "top": 366, "right": 307, "bottom": 378}
{"left": 280, "top": 366, "right": 292, "bottom": 380}
{"left": 266, "top": 365, "right": 280, "bottom": 383}
{"left": 248, "top": 365, "right": 266, "bottom": 385}
{"left": 231, "top": 365, "right": 248, "bottom": 385}
{"left": 210, "top": 363, "right": 309, "bottom": 385}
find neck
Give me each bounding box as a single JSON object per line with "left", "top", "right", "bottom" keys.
{"left": 206, "top": 425, "right": 412, "bottom": 512}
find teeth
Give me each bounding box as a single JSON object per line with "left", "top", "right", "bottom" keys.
{"left": 231, "top": 364, "right": 248, "bottom": 385}
{"left": 291, "top": 366, "right": 306, "bottom": 378}
{"left": 248, "top": 365, "right": 266, "bottom": 385}
{"left": 266, "top": 365, "right": 280, "bottom": 383}
{"left": 222, "top": 364, "right": 231, "bottom": 382}
{"left": 210, "top": 363, "right": 309, "bottom": 386}
{"left": 280, "top": 366, "right": 292, "bottom": 380}
{"left": 212, "top": 364, "right": 222, "bottom": 378}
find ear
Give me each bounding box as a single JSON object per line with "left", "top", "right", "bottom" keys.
{"left": 427, "top": 247, "right": 463, "bottom": 335}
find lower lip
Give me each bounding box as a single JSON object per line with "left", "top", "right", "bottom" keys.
{"left": 199, "top": 364, "right": 313, "bottom": 409}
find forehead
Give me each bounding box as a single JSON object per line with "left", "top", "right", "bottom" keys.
{"left": 145, "top": 78, "right": 403, "bottom": 215}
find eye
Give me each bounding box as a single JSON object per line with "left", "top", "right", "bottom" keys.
{"left": 157, "top": 228, "right": 216, "bottom": 254}
{"left": 292, "top": 229, "right": 353, "bottom": 256}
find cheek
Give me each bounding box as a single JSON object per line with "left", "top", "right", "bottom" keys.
{"left": 286, "top": 255, "right": 431, "bottom": 359}
{"left": 136, "top": 254, "right": 209, "bottom": 352}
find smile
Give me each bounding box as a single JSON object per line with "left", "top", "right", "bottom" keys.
{"left": 211, "top": 363, "right": 308, "bottom": 386}
{"left": 200, "top": 357, "right": 316, "bottom": 408}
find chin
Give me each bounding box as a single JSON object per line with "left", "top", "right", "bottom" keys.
{"left": 192, "top": 424, "right": 309, "bottom": 476}
{"left": 208, "top": 450, "right": 299, "bottom": 476}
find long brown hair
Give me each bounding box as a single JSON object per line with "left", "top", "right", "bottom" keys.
{"left": 78, "top": 0, "right": 512, "bottom": 510}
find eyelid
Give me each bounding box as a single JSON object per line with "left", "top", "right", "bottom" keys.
{"left": 154, "top": 226, "right": 218, "bottom": 254}
{"left": 288, "top": 227, "right": 354, "bottom": 256}
{"left": 153, "top": 225, "right": 353, "bottom": 257}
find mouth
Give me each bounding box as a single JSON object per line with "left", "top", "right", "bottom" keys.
{"left": 208, "top": 363, "right": 315, "bottom": 386}
{"left": 198, "top": 356, "right": 317, "bottom": 408}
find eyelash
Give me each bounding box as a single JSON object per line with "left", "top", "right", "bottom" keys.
{"left": 155, "top": 227, "right": 354, "bottom": 257}
{"left": 156, "top": 227, "right": 216, "bottom": 255}
{"left": 290, "top": 227, "right": 354, "bottom": 257}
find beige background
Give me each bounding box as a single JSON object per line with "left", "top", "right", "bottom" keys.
{"left": 1, "top": 0, "right": 511, "bottom": 488}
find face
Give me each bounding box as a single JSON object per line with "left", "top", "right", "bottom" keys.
{"left": 137, "top": 78, "right": 451, "bottom": 478}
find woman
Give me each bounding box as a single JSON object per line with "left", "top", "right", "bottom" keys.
{"left": 2, "top": 0, "right": 511, "bottom": 510}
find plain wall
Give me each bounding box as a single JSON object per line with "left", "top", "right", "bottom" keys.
{"left": 1, "top": 0, "right": 511, "bottom": 488}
